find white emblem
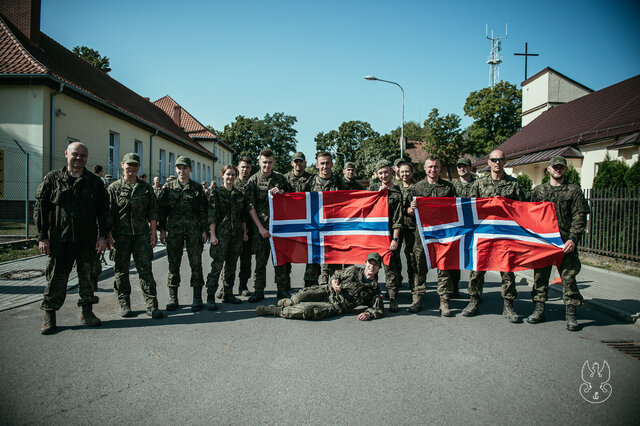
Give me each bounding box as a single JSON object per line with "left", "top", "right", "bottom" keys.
{"left": 579, "top": 360, "right": 612, "bottom": 403}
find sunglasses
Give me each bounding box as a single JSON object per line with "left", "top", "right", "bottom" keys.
{"left": 489, "top": 158, "right": 505, "bottom": 163}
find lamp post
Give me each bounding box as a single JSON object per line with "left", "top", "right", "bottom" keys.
{"left": 364, "top": 75, "right": 405, "bottom": 158}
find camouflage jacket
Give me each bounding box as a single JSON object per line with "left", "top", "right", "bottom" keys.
{"left": 234, "top": 177, "right": 251, "bottom": 226}
{"left": 399, "top": 183, "right": 416, "bottom": 230}
{"left": 452, "top": 176, "right": 477, "bottom": 198}
{"left": 367, "top": 184, "right": 404, "bottom": 232}
{"left": 153, "top": 185, "right": 163, "bottom": 198}
{"left": 208, "top": 186, "right": 245, "bottom": 238}
{"left": 470, "top": 174, "right": 524, "bottom": 201}
{"left": 328, "top": 265, "right": 384, "bottom": 319}
{"left": 108, "top": 178, "right": 158, "bottom": 237}
{"left": 342, "top": 177, "right": 364, "bottom": 190}
{"left": 405, "top": 178, "right": 457, "bottom": 209}
{"left": 303, "top": 174, "right": 344, "bottom": 192}
{"left": 34, "top": 167, "right": 109, "bottom": 243}
{"left": 531, "top": 182, "right": 590, "bottom": 243}
{"left": 157, "top": 178, "right": 208, "bottom": 234}
{"left": 284, "top": 170, "right": 313, "bottom": 192}
{"left": 244, "top": 171, "right": 293, "bottom": 227}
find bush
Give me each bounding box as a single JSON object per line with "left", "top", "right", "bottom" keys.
{"left": 516, "top": 173, "right": 533, "bottom": 192}
{"left": 624, "top": 161, "right": 640, "bottom": 188}
{"left": 541, "top": 164, "right": 581, "bottom": 186}
{"left": 593, "top": 156, "right": 629, "bottom": 189}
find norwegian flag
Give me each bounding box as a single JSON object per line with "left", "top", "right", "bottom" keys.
{"left": 415, "top": 196, "right": 565, "bottom": 272}
{"left": 269, "top": 190, "right": 391, "bottom": 266}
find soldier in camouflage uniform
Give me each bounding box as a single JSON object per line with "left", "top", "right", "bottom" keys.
{"left": 398, "top": 161, "right": 417, "bottom": 293}
{"left": 107, "top": 153, "right": 163, "bottom": 319}
{"left": 35, "top": 142, "right": 108, "bottom": 335}
{"left": 450, "top": 157, "right": 477, "bottom": 300}
{"left": 341, "top": 161, "right": 364, "bottom": 190}
{"left": 527, "top": 156, "right": 589, "bottom": 331}
{"left": 244, "top": 149, "right": 294, "bottom": 302}
{"left": 231, "top": 157, "right": 254, "bottom": 297}
{"left": 157, "top": 156, "right": 209, "bottom": 312}
{"left": 206, "top": 165, "right": 247, "bottom": 310}
{"left": 463, "top": 149, "right": 525, "bottom": 322}
{"left": 406, "top": 156, "right": 457, "bottom": 316}
{"left": 256, "top": 253, "right": 385, "bottom": 321}
{"left": 303, "top": 152, "right": 344, "bottom": 286}
{"left": 368, "top": 160, "right": 403, "bottom": 312}
{"left": 152, "top": 176, "right": 163, "bottom": 198}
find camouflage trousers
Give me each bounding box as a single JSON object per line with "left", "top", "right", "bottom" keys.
{"left": 112, "top": 233, "right": 158, "bottom": 309}
{"left": 90, "top": 251, "right": 103, "bottom": 291}
{"left": 40, "top": 241, "right": 99, "bottom": 311}
{"left": 303, "top": 263, "right": 341, "bottom": 286}
{"left": 279, "top": 285, "right": 343, "bottom": 320}
{"left": 384, "top": 248, "right": 402, "bottom": 299}
{"left": 412, "top": 237, "right": 454, "bottom": 299}
{"left": 166, "top": 232, "right": 204, "bottom": 288}
{"left": 253, "top": 231, "right": 288, "bottom": 292}
{"left": 532, "top": 249, "right": 584, "bottom": 306}
{"left": 449, "top": 270, "right": 484, "bottom": 295}
{"left": 206, "top": 234, "right": 243, "bottom": 295}
{"left": 236, "top": 230, "right": 253, "bottom": 287}
{"left": 400, "top": 227, "right": 416, "bottom": 290}
{"left": 468, "top": 270, "right": 517, "bottom": 300}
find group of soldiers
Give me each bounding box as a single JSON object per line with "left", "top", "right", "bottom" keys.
{"left": 34, "top": 141, "right": 589, "bottom": 335}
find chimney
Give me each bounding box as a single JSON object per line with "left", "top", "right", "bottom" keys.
{"left": 0, "top": 0, "right": 41, "bottom": 46}
{"left": 173, "top": 105, "right": 182, "bottom": 126}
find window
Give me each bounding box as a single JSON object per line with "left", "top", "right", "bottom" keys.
{"left": 197, "top": 162, "right": 201, "bottom": 181}
{"left": 134, "top": 140, "right": 143, "bottom": 173}
{"left": 207, "top": 166, "right": 211, "bottom": 183}
{"left": 108, "top": 132, "right": 120, "bottom": 178}
{"left": 159, "top": 149, "right": 166, "bottom": 183}
{"left": 169, "top": 152, "right": 175, "bottom": 176}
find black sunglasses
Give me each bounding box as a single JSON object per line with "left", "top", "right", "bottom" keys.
{"left": 489, "top": 158, "right": 505, "bottom": 163}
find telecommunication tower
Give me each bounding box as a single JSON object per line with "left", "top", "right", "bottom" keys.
{"left": 486, "top": 24, "right": 507, "bottom": 88}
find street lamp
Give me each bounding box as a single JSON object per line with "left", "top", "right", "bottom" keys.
{"left": 364, "top": 75, "right": 405, "bottom": 158}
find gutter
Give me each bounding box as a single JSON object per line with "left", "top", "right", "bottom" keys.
{"left": 50, "top": 82, "right": 63, "bottom": 171}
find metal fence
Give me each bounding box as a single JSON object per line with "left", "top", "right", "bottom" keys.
{"left": 582, "top": 188, "right": 640, "bottom": 261}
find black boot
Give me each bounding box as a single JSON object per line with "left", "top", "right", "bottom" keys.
{"left": 191, "top": 286, "right": 203, "bottom": 312}
{"left": 40, "top": 310, "right": 57, "bottom": 335}
{"left": 166, "top": 287, "right": 179, "bottom": 311}
{"left": 462, "top": 295, "right": 480, "bottom": 317}
{"left": 566, "top": 305, "right": 580, "bottom": 331}
{"left": 80, "top": 305, "right": 102, "bottom": 327}
{"left": 206, "top": 288, "right": 217, "bottom": 311}
{"left": 120, "top": 297, "right": 133, "bottom": 318}
{"left": 527, "top": 301, "right": 546, "bottom": 324}
{"left": 248, "top": 290, "right": 265, "bottom": 303}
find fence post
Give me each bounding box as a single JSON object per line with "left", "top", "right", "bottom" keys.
{"left": 13, "top": 139, "right": 29, "bottom": 239}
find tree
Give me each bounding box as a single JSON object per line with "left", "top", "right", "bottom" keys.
{"left": 72, "top": 46, "right": 111, "bottom": 73}
{"left": 315, "top": 121, "right": 379, "bottom": 171}
{"left": 463, "top": 81, "right": 522, "bottom": 156}
{"left": 215, "top": 113, "right": 298, "bottom": 174}
{"left": 421, "top": 108, "right": 463, "bottom": 179}
{"left": 516, "top": 173, "right": 533, "bottom": 198}
{"left": 624, "top": 161, "right": 640, "bottom": 188}
{"left": 389, "top": 121, "right": 427, "bottom": 143}
{"left": 593, "top": 155, "right": 629, "bottom": 189}
{"left": 541, "top": 164, "right": 581, "bottom": 186}
{"left": 354, "top": 134, "right": 400, "bottom": 181}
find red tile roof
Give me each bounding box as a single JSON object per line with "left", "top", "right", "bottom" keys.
{"left": 0, "top": 15, "right": 214, "bottom": 159}
{"left": 405, "top": 140, "right": 427, "bottom": 164}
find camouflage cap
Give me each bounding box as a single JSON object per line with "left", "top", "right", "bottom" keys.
{"left": 175, "top": 156, "right": 191, "bottom": 167}
{"left": 292, "top": 152, "right": 306, "bottom": 161}
{"left": 344, "top": 161, "right": 356, "bottom": 169}
{"left": 122, "top": 152, "right": 140, "bottom": 164}
{"left": 376, "top": 159, "right": 393, "bottom": 170}
{"left": 549, "top": 156, "right": 568, "bottom": 167}
{"left": 366, "top": 252, "right": 383, "bottom": 265}
{"left": 456, "top": 157, "right": 471, "bottom": 166}
{"left": 393, "top": 157, "right": 408, "bottom": 167}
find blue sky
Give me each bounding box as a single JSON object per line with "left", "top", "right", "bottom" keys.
{"left": 41, "top": 0, "right": 640, "bottom": 160}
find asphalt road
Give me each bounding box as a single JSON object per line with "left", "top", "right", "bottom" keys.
{"left": 1, "top": 249, "right": 639, "bottom": 425}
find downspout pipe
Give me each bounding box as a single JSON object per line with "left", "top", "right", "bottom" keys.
{"left": 50, "top": 82, "right": 63, "bottom": 171}
{"left": 149, "top": 129, "right": 158, "bottom": 178}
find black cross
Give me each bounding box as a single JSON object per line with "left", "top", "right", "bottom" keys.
{"left": 514, "top": 42, "right": 539, "bottom": 81}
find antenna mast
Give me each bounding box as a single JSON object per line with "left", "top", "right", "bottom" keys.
{"left": 486, "top": 24, "right": 507, "bottom": 88}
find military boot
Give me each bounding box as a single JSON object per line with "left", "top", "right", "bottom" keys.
{"left": 146, "top": 307, "right": 164, "bottom": 319}
{"left": 222, "top": 293, "right": 242, "bottom": 304}
{"left": 502, "top": 299, "right": 521, "bottom": 323}
{"left": 166, "top": 287, "right": 179, "bottom": 311}
{"left": 119, "top": 297, "right": 133, "bottom": 318}
{"left": 461, "top": 295, "right": 480, "bottom": 317}
{"left": 40, "top": 310, "right": 57, "bottom": 335}
{"left": 248, "top": 290, "right": 265, "bottom": 303}
{"left": 527, "top": 302, "right": 546, "bottom": 324}
{"left": 206, "top": 288, "right": 217, "bottom": 311}
{"left": 408, "top": 295, "right": 423, "bottom": 313}
{"left": 239, "top": 283, "right": 251, "bottom": 297}
{"left": 277, "top": 289, "right": 292, "bottom": 300}
{"left": 389, "top": 298, "right": 399, "bottom": 313}
{"left": 80, "top": 305, "right": 102, "bottom": 327}
{"left": 255, "top": 305, "right": 282, "bottom": 317}
{"left": 566, "top": 305, "right": 580, "bottom": 331}
{"left": 191, "top": 286, "right": 203, "bottom": 312}
{"left": 439, "top": 297, "right": 453, "bottom": 317}
{"left": 215, "top": 288, "right": 224, "bottom": 300}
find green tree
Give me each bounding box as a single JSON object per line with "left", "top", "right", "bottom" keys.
{"left": 624, "top": 161, "right": 640, "bottom": 188}
{"left": 593, "top": 155, "right": 629, "bottom": 189}
{"left": 463, "top": 81, "right": 522, "bottom": 156}
{"left": 215, "top": 113, "right": 298, "bottom": 174}
{"left": 72, "top": 46, "right": 111, "bottom": 73}
{"left": 355, "top": 134, "right": 400, "bottom": 181}
{"left": 516, "top": 173, "right": 533, "bottom": 192}
{"left": 315, "top": 121, "right": 379, "bottom": 171}
{"left": 389, "top": 121, "right": 427, "bottom": 143}
{"left": 421, "top": 108, "right": 463, "bottom": 179}
{"left": 541, "top": 164, "right": 581, "bottom": 186}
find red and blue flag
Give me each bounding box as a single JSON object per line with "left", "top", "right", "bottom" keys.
{"left": 415, "top": 196, "right": 565, "bottom": 272}
{"left": 269, "top": 190, "right": 391, "bottom": 266}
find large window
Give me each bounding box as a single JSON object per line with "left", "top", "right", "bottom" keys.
{"left": 134, "top": 140, "right": 143, "bottom": 174}
{"left": 159, "top": 149, "right": 166, "bottom": 183}
{"left": 108, "top": 132, "right": 120, "bottom": 178}
{"left": 168, "top": 152, "right": 175, "bottom": 177}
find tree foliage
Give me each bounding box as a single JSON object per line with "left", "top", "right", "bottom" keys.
{"left": 516, "top": 173, "right": 533, "bottom": 193}
{"left": 315, "top": 121, "right": 379, "bottom": 171}
{"left": 541, "top": 164, "right": 581, "bottom": 186}
{"left": 463, "top": 81, "right": 521, "bottom": 156}
{"left": 72, "top": 46, "right": 111, "bottom": 73}
{"left": 421, "top": 108, "right": 463, "bottom": 179}
{"left": 389, "top": 121, "right": 427, "bottom": 143}
{"left": 355, "top": 134, "right": 400, "bottom": 180}
{"left": 624, "top": 161, "right": 640, "bottom": 188}
{"left": 593, "top": 156, "right": 629, "bottom": 189}
{"left": 215, "top": 113, "right": 298, "bottom": 174}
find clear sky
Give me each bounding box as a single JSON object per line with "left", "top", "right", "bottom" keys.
{"left": 40, "top": 0, "right": 640, "bottom": 160}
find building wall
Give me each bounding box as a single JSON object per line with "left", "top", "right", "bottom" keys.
{"left": 200, "top": 140, "right": 234, "bottom": 185}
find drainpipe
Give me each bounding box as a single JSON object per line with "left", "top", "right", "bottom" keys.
{"left": 50, "top": 82, "right": 64, "bottom": 171}
{"left": 149, "top": 129, "right": 158, "bottom": 178}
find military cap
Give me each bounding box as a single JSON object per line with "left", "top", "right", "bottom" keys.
{"left": 122, "top": 152, "right": 140, "bottom": 164}
{"left": 344, "top": 161, "right": 356, "bottom": 169}
{"left": 456, "top": 157, "right": 471, "bottom": 166}
{"left": 292, "top": 152, "right": 306, "bottom": 161}
{"left": 394, "top": 158, "right": 409, "bottom": 167}
{"left": 376, "top": 159, "right": 393, "bottom": 170}
{"left": 366, "top": 252, "right": 383, "bottom": 265}
{"left": 549, "top": 156, "right": 568, "bottom": 167}
{"left": 175, "top": 156, "right": 191, "bottom": 167}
